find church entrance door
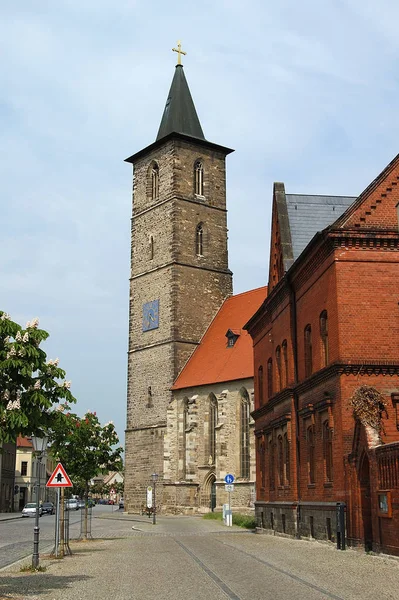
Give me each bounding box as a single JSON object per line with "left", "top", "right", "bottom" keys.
{"left": 359, "top": 453, "right": 373, "bottom": 551}
{"left": 201, "top": 472, "right": 216, "bottom": 512}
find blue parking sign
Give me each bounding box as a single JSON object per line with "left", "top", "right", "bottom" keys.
{"left": 224, "top": 474, "right": 234, "bottom": 484}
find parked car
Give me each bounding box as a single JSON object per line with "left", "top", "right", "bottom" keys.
{"left": 78, "top": 499, "right": 85, "bottom": 509}
{"left": 41, "top": 501, "right": 55, "bottom": 515}
{"left": 22, "top": 503, "right": 42, "bottom": 517}
{"left": 65, "top": 498, "right": 79, "bottom": 511}
{"left": 119, "top": 498, "right": 124, "bottom": 510}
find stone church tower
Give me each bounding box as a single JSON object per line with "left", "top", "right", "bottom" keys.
{"left": 124, "top": 52, "right": 234, "bottom": 512}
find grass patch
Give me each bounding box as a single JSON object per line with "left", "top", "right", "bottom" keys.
{"left": 20, "top": 564, "right": 47, "bottom": 573}
{"left": 203, "top": 512, "right": 256, "bottom": 529}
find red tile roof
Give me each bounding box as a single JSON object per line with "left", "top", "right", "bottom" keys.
{"left": 172, "top": 287, "right": 267, "bottom": 390}
{"left": 17, "top": 436, "right": 33, "bottom": 448}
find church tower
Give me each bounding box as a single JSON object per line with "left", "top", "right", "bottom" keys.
{"left": 124, "top": 45, "right": 234, "bottom": 512}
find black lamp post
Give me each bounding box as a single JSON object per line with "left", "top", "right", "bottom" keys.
{"left": 151, "top": 473, "right": 158, "bottom": 525}
{"left": 31, "top": 434, "right": 48, "bottom": 569}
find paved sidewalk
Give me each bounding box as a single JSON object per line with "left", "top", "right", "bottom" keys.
{"left": 1, "top": 515, "right": 399, "bottom": 600}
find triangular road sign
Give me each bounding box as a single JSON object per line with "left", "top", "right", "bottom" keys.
{"left": 46, "top": 462, "right": 73, "bottom": 487}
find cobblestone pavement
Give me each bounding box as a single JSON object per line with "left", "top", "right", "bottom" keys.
{"left": 1, "top": 513, "right": 399, "bottom": 600}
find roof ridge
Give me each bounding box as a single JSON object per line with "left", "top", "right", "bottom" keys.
{"left": 286, "top": 193, "right": 356, "bottom": 199}
{"left": 229, "top": 286, "right": 267, "bottom": 300}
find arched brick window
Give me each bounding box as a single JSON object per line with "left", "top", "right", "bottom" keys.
{"left": 194, "top": 160, "right": 204, "bottom": 196}
{"left": 320, "top": 311, "right": 328, "bottom": 367}
{"left": 258, "top": 438, "right": 266, "bottom": 489}
{"left": 258, "top": 365, "right": 264, "bottom": 406}
{"left": 267, "top": 358, "right": 273, "bottom": 398}
{"left": 276, "top": 346, "right": 282, "bottom": 391}
{"left": 284, "top": 432, "right": 290, "bottom": 485}
{"left": 277, "top": 435, "right": 284, "bottom": 486}
{"left": 307, "top": 425, "right": 316, "bottom": 485}
{"left": 304, "top": 325, "right": 313, "bottom": 378}
{"left": 323, "top": 420, "right": 333, "bottom": 482}
{"left": 282, "top": 340, "right": 288, "bottom": 387}
{"left": 240, "top": 388, "right": 250, "bottom": 478}
{"left": 196, "top": 223, "right": 204, "bottom": 256}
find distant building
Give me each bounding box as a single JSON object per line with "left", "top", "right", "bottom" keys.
{"left": 0, "top": 442, "right": 16, "bottom": 512}
{"left": 245, "top": 158, "right": 399, "bottom": 555}
{"left": 14, "top": 437, "right": 52, "bottom": 510}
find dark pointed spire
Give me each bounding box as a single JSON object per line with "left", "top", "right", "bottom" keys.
{"left": 156, "top": 64, "right": 205, "bottom": 141}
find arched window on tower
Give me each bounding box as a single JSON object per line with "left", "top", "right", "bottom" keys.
{"left": 151, "top": 163, "right": 159, "bottom": 200}
{"left": 304, "top": 325, "right": 313, "bottom": 378}
{"left": 320, "top": 311, "right": 329, "bottom": 368}
{"left": 194, "top": 160, "right": 204, "bottom": 196}
{"left": 196, "top": 223, "right": 204, "bottom": 256}
{"left": 240, "top": 388, "right": 250, "bottom": 478}
{"left": 208, "top": 394, "right": 217, "bottom": 465}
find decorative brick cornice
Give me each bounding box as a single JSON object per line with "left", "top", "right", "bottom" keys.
{"left": 132, "top": 194, "right": 227, "bottom": 219}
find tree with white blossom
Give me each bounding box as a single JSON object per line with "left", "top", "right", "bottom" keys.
{"left": 0, "top": 311, "right": 76, "bottom": 444}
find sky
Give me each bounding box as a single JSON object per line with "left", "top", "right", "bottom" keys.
{"left": 2, "top": 1, "right": 399, "bottom": 446}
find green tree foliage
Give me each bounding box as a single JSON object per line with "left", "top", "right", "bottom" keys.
{"left": 50, "top": 410, "right": 123, "bottom": 490}
{"left": 0, "top": 312, "right": 76, "bottom": 444}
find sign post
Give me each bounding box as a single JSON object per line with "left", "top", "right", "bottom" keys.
{"left": 224, "top": 475, "right": 234, "bottom": 526}
{"left": 47, "top": 463, "right": 73, "bottom": 557}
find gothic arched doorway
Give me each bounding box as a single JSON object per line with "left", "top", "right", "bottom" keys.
{"left": 359, "top": 452, "right": 373, "bottom": 551}
{"left": 201, "top": 472, "right": 216, "bottom": 512}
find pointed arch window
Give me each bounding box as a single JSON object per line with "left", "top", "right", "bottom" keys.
{"left": 304, "top": 325, "right": 313, "bottom": 378}
{"left": 196, "top": 223, "right": 204, "bottom": 256}
{"left": 276, "top": 346, "right": 282, "bottom": 391}
{"left": 320, "top": 311, "right": 328, "bottom": 367}
{"left": 282, "top": 340, "right": 288, "bottom": 387}
{"left": 208, "top": 395, "right": 217, "bottom": 465}
{"left": 323, "top": 420, "right": 333, "bottom": 483}
{"left": 182, "top": 398, "right": 189, "bottom": 479}
{"left": 258, "top": 437, "right": 266, "bottom": 489}
{"left": 240, "top": 389, "right": 250, "bottom": 478}
{"left": 194, "top": 160, "right": 204, "bottom": 196}
{"left": 267, "top": 358, "right": 273, "bottom": 399}
{"left": 307, "top": 425, "right": 316, "bottom": 485}
{"left": 151, "top": 163, "right": 159, "bottom": 200}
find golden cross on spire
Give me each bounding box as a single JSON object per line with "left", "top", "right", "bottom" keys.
{"left": 172, "top": 40, "right": 186, "bottom": 65}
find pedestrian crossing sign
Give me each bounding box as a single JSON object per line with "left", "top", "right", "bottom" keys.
{"left": 46, "top": 462, "right": 73, "bottom": 487}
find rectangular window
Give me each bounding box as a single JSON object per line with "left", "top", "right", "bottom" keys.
{"left": 21, "top": 461, "right": 28, "bottom": 476}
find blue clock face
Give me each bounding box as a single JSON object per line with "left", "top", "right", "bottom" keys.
{"left": 142, "top": 300, "right": 159, "bottom": 332}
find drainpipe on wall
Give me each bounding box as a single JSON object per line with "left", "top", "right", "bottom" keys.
{"left": 288, "top": 277, "right": 301, "bottom": 538}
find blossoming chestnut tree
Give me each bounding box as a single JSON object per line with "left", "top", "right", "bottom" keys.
{"left": 0, "top": 311, "right": 76, "bottom": 444}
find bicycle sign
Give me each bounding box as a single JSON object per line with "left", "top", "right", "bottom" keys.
{"left": 224, "top": 474, "right": 234, "bottom": 484}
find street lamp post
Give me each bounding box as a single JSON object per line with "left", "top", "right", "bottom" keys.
{"left": 31, "top": 435, "right": 48, "bottom": 569}
{"left": 151, "top": 473, "right": 158, "bottom": 525}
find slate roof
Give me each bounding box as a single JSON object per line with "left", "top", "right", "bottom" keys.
{"left": 156, "top": 64, "right": 205, "bottom": 141}
{"left": 172, "top": 287, "right": 267, "bottom": 390}
{"left": 285, "top": 194, "right": 356, "bottom": 260}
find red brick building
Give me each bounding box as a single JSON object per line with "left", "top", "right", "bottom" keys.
{"left": 245, "top": 154, "right": 399, "bottom": 554}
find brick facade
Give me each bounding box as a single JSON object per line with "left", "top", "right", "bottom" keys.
{"left": 246, "top": 157, "right": 399, "bottom": 554}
